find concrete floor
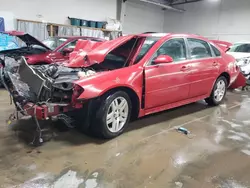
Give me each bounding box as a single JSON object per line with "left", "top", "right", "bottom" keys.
{"left": 0, "top": 89, "right": 250, "bottom": 188}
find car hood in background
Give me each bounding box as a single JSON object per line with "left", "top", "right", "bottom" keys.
{"left": 1, "top": 31, "right": 51, "bottom": 50}
{"left": 227, "top": 52, "right": 250, "bottom": 60}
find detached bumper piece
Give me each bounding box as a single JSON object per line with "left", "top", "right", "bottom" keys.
{"left": 229, "top": 72, "right": 247, "bottom": 89}
{"left": 23, "top": 102, "right": 70, "bottom": 120}
{"left": 1, "top": 58, "right": 73, "bottom": 146}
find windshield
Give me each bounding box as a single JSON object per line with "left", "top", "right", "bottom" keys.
{"left": 0, "top": 33, "right": 21, "bottom": 51}
{"left": 228, "top": 43, "right": 250, "bottom": 53}
{"left": 42, "top": 37, "right": 68, "bottom": 50}
{"left": 134, "top": 37, "right": 160, "bottom": 64}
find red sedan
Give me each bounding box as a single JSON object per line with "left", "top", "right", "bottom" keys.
{"left": 3, "top": 33, "right": 242, "bottom": 139}
{"left": 0, "top": 31, "right": 105, "bottom": 65}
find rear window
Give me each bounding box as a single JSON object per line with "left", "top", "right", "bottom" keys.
{"left": 211, "top": 45, "right": 221, "bottom": 56}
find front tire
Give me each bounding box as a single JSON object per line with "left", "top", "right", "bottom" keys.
{"left": 205, "top": 76, "right": 228, "bottom": 106}
{"left": 91, "top": 91, "right": 132, "bottom": 139}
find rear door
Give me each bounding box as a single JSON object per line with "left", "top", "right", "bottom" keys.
{"left": 144, "top": 38, "right": 192, "bottom": 109}
{"left": 187, "top": 38, "right": 219, "bottom": 98}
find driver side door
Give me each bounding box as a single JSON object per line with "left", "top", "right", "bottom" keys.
{"left": 144, "top": 38, "right": 192, "bottom": 110}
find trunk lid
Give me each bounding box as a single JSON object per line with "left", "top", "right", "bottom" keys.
{"left": 210, "top": 40, "right": 232, "bottom": 52}
{"left": 0, "top": 31, "right": 51, "bottom": 50}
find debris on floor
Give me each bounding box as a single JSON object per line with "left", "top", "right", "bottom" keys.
{"left": 175, "top": 181, "right": 183, "bottom": 188}
{"left": 176, "top": 127, "right": 196, "bottom": 139}
{"left": 176, "top": 127, "right": 190, "bottom": 135}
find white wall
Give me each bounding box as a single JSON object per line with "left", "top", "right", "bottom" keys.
{"left": 164, "top": 0, "right": 250, "bottom": 43}
{"left": 0, "top": 0, "right": 117, "bottom": 25}
{"left": 122, "top": 0, "right": 165, "bottom": 34}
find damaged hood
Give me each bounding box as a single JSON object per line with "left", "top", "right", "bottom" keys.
{"left": 0, "top": 31, "right": 51, "bottom": 51}
{"left": 66, "top": 35, "right": 135, "bottom": 68}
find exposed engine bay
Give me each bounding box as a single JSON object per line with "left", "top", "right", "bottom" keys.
{"left": 1, "top": 57, "right": 98, "bottom": 106}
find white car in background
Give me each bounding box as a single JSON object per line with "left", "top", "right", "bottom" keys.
{"left": 227, "top": 42, "right": 250, "bottom": 76}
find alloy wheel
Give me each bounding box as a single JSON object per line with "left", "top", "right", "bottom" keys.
{"left": 106, "top": 96, "right": 129, "bottom": 133}
{"left": 214, "top": 80, "right": 226, "bottom": 102}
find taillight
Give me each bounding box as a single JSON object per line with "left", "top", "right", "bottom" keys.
{"left": 236, "top": 64, "right": 239, "bottom": 71}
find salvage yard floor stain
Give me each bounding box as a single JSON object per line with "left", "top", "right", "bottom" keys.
{"left": 0, "top": 89, "right": 250, "bottom": 187}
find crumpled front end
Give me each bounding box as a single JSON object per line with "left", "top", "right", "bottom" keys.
{"left": 1, "top": 57, "right": 96, "bottom": 119}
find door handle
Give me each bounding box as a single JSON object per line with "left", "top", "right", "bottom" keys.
{"left": 213, "top": 62, "right": 218, "bottom": 66}
{"left": 181, "top": 65, "right": 190, "bottom": 71}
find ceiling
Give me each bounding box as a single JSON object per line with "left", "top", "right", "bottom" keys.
{"left": 124, "top": 0, "right": 203, "bottom": 12}
{"left": 152, "top": 0, "right": 203, "bottom": 6}
{"left": 132, "top": 0, "right": 203, "bottom": 12}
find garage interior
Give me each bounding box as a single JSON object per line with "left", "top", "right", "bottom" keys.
{"left": 1, "top": 0, "right": 250, "bottom": 187}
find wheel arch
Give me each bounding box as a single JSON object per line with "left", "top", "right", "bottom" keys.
{"left": 100, "top": 86, "right": 140, "bottom": 120}
{"left": 219, "top": 72, "right": 230, "bottom": 86}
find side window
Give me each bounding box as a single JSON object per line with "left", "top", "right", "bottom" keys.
{"left": 60, "top": 40, "right": 78, "bottom": 51}
{"left": 235, "top": 44, "right": 250, "bottom": 53}
{"left": 187, "top": 38, "right": 212, "bottom": 59}
{"left": 211, "top": 45, "right": 221, "bottom": 56}
{"left": 152, "top": 38, "right": 187, "bottom": 63}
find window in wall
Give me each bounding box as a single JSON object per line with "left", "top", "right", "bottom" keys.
{"left": 211, "top": 45, "right": 221, "bottom": 57}
{"left": 151, "top": 38, "right": 187, "bottom": 64}
{"left": 187, "top": 38, "right": 212, "bottom": 59}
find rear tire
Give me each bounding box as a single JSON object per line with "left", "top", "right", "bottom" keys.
{"left": 205, "top": 76, "right": 228, "bottom": 106}
{"left": 90, "top": 91, "right": 132, "bottom": 139}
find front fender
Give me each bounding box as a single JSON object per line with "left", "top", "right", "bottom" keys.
{"left": 75, "top": 67, "right": 143, "bottom": 100}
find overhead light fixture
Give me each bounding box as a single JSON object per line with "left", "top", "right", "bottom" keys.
{"left": 138, "top": 0, "right": 185, "bottom": 12}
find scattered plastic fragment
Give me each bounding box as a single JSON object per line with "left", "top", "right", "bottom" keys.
{"left": 177, "top": 127, "right": 190, "bottom": 135}
{"left": 176, "top": 127, "right": 196, "bottom": 139}
{"left": 175, "top": 181, "right": 183, "bottom": 188}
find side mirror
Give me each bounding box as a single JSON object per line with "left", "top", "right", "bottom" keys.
{"left": 62, "top": 48, "right": 73, "bottom": 55}
{"left": 153, "top": 55, "right": 173, "bottom": 64}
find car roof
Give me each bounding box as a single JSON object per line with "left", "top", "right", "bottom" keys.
{"left": 136, "top": 32, "right": 210, "bottom": 40}
{"left": 52, "top": 36, "right": 106, "bottom": 41}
